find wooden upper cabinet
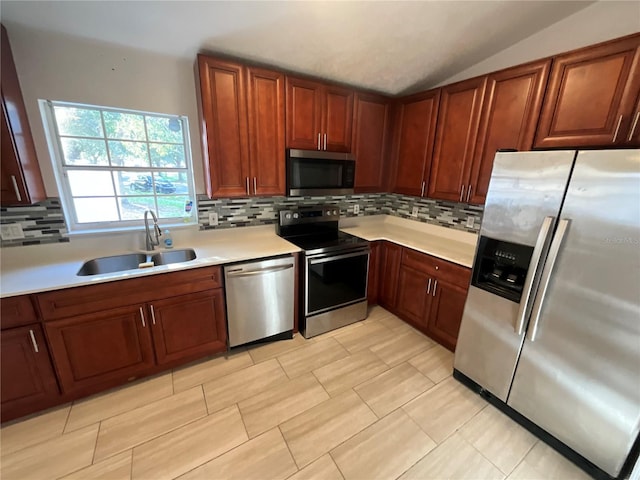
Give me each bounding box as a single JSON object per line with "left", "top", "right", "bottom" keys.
{"left": 428, "top": 76, "right": 487, "bottom": 202}
{"left": 534, "top": 34, "right": 640, "bottom": 148}
{"left": 198, "top": 56, "right": 250, "bottom": 197}
{"left": 469, "top": 60, "right": 551, "bottom": 204}
{"left": 246, "top": 66, "right": 286, "bottom": 195}
{"left": 352, "top": 92, "right": 390, "bottom": 192}
{"left": 1, "top": 25, "right": 46, "bottom": 206}
{"left": 285, "top": 76, "right": 354, "bottom": 152}
{"left": 392, "top": 89, "right": 440, "bottom": 197}
{"left": 627, "top": 94, "right": 640, "bottom": 147}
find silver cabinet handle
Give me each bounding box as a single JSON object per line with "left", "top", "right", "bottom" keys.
{"left": 150, "top": 304, "right": 156, "bottom": 325}
{"left": 426, "top": 278, "right": 431, "bottom": 294}
{"left": 323, "top": 133, "right": 327, "bottom": 151}
{"left": 628, "top": 111, "right": 640, "bottom": 142}
{"left": 432, "top": 279, "right": 437, "bottom": 297}
{"left": 420, "top": 181, "right": 425, "bottom": 197}
{"left": 515, "top": 216, "right": 555, "bottom": 335}
{"left": 317, "top": 133, "right": 321, "bottom": 150}
{"left": 11, "top": 175, "right": 22, "bottom": 202}
{"left": 466, "top": 185, "right": 472, "bottom": 202}
{"left": 29, "top": 329, "right": 39, "bottom": 353}
{"left": 253, "top": 177, "right": 257, "bottom": 194}
{"left": 528, "top": 218, "right": 570, "bottom": 342}
{"left": 613, "top": 115, "right": 623, "bottom": 143}
{"left": 245, "top": 177, "right": 250, "bottom": 196}
{"left": 460, "top": 185, "right": 466, "bottom": 202}
{"left": 139, "top": 307, "right": 146, "bottom": 328}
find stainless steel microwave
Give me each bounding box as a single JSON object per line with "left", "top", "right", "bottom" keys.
{"left": 286, "top": 149, "right": 356, "bottom": 196}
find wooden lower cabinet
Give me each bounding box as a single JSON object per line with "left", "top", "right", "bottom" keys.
{"left": 150, "top": 290, "right": 227, "bottom": 365}
{"left": 427, "top": 279, "right": 468, "bottom": 351}
{"left": 1, "top": 324, "right": 60, "bottom": 422}
{"left": 45, "top": 304, "right": 156, "bottom": 395}
{"left": 396, "top": 264, "right": 433, "bottom": 328}
{"left": 367, "top": 241, "right": 380, "bottom": 305}
{"left": 378, "top": 242, "right": 402, "bottom": 310}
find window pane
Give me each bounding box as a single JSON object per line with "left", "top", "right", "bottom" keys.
{"left": 74, "top": 197, "right": 119, "bottom": 223}
{"left": 103, "top": 111, "right": 145, "bottom": 140}
{"left": 149, "top": 144, "right": 186, "bottom": 168}
{"left": 118, "top": 196, "right": 155, "bottom": 220}
{"left": 157, "top": 171, "right": 189, "bottom": 194}
{"left": 54, "top": 106, "right": 103, "bottom": 137}
{"left": 157, "top": 195, "right": 189, "bottom": 218}
{"left": 108, "top": 140, "right": 149, "bottom": 167}
{"left": 68, "top": 170, "right": 114, "bottom": 197}
{"left": 60, "top": 138, "right": 109, "bottom": 166}
{"left": 146, "top": 116, "right": 183, "bottom": 143}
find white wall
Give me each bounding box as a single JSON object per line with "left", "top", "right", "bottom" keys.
{"left": 438, "top": 1, "right": 640, "bottom": 86}
{"left": 6, "top": 25, "right": 206, "bottom": 196}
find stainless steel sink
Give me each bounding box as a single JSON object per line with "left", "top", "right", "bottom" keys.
{"left": 77, "top": 253, "right": 148, "bottom": 276}
{"left": 151, "top": 248, "right": 196, "bottom": 266}
{"left": 77, "top": 249, "right": 197, "bottom": 276}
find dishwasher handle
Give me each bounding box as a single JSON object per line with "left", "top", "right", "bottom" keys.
{"left": 226, "top": 263, "right": 294, "bottom": 278}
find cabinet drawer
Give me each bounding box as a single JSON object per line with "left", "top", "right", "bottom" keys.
{"left": 401, "top": 248, "right": 471, "bottom": 289}
{"left": 1, "top": 295, "right": 38, "bottom": 329}
{"left": 36, "top": 266, "right": 222, "bottom": 321}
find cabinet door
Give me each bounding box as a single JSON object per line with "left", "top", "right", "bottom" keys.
{"left": 247, "top": 67, "right": 286, "bottom": 195}
{"left": 392, "top": 90, "right": 440, "bottom": 196}
{"left": 1, "top": 25, "right": 45, "bottom": 206}
{"left": 427, "top": 280, "right": 468, "bottom": 351}
{"left": 534, "top": 34, "right": 640, "bottom": 148}
{"left": 1, "top": 294, "right": 38, "bottom": 330}
{"left": 396, "top": 265, "right": 432, "bottom": 328}
{"left": 150, "top": 290, "right": 227, "bottom": 365}
{"left": 428, "top": 76, "right": 487, "bottom": 202}
{"left": 1, "top": 325, "right": 59, "bottom": 422}
{"left": 45, "top": 305, "right": 155, "bottom": 395}
{"left": 378, "top": 242, "right": 402, "bottom": 311}
{"left": 367, "top": 241, "right": 380, "bottom": 305}
{"left": 626, "top": 95, "right": 640, "bottom": 147}
{"left": 323, "top": 85, "right": 354, "bottom": 152}
{"left": 286, "top": 76, "right": 323, "bottom": 150}
{"left": 469, "top": 60, "right": 550, "bottom": 204}
{"left": 198, "top": 56, "right": 250, "bottom": 197}
{"left": 353, "top": 93, "right": 390, "bottom": 192}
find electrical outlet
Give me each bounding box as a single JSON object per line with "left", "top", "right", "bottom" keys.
{"left": 411, "top": 206, "right": 419, "bottom": 217}
{"left": 0, "top": 223, "right": 25, "bottom": 240}
{"left": 208, "top": 211, "right": 219, "bottom": 226}
{"left": 466, "top": 216, "right": 475, "bottom": 228}
{"left": 353, "top": 204, "right": 360, "bottom": 214}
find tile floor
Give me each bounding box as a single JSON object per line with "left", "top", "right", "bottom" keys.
{"left": 0, "top": 306, "right": 592, "bottom": 480}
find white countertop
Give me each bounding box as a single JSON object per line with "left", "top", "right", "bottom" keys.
{"left": 0, "top": 215, "right": 478, "bottom": 298}
{"left": 340, "top": 215, "right": 478, "bottom": 268}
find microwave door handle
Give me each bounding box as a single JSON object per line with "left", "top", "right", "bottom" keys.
{"left": 527, "top": 219, "right": 570, "bottom": 342}
{"left": 514, "top": 216, "right": 555, "bottom": 335}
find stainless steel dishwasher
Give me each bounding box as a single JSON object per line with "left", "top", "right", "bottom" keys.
{"left": 224, "top": 255, "right": 295, "bottom": 348}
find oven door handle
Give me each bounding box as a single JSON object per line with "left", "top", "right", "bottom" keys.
{"left": 308, "top": 250, "right": 369, "bottom": 265}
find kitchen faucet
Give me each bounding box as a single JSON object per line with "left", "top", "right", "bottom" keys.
{"left": 144, "top": 210, "right": 162, "bottom": 250}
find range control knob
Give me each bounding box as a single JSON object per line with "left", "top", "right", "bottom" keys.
{"left": 293, "top": 213, "right": 299, "bottom": 219}
{"left": 285, "top": 213, "right": 292, "bottom": 219}
{"left": 333, "top": 210, "right": 338, "bottom": 215}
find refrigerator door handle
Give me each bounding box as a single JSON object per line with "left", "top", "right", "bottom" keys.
{"left": 514, "top": 216, "right": 555, "bottom": 335}
{"left": 527, "top": 218, "right": 571, "bottom": 342}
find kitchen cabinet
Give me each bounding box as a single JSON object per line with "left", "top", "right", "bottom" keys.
{"left": 427, "top": 279, "right": 468, "bottom": 351}
{"left": 1, "top": 25, "right": 46, "bottom": 206}
{"left": 468, "top": 60, "right": 551, "bottom": 204}
{"left": 352, "top": 93, "right": 391, "bottom": 193}
{"left": 367, "top": 241, "right": 380, "bottom": 305}
{"left": 1, "top": 324, "right": 60, "bottom": 422}
{"left": 198, "top": 56, "right": 285, "bottom": 197}
{"left": 150, "top": 290, "right": 227, "bottom": 365}
{"left": 285, "top": 76, "right": 354, "bottom": 152}
{"left": 534, "top": 33, "right": 640, "bottom": 148}
{"left": 377, "top": 241, "right": 402, "bottom": 310}
{"left": 392, "top": 89, "right": 440, "bottom": 197}
{"left": 427, "top": 76, "right": 487, "bottom": 202}
{"left": 1, "top": 294, "right": 38, "bottom": 330}
{"left": 396, "top": 264, "right": 431, "bottom": 327}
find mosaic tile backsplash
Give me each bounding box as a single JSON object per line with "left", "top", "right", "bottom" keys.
{"left": 0, "top": 194, "right": 483, "bottom": 247}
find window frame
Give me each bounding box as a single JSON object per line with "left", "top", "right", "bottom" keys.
{"left": 40, "top": 100, "right": 197, "bottom": 234}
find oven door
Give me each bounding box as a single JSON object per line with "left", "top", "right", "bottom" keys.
{"left": 305, "top": 248, "right": 369, "bottom": 316}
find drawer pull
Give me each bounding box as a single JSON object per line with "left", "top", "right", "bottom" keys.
{"left": 150, "top": 304, "right": 156, "bottom": 325}
{"left": 139, "top": 307, "right": 146, "bottom": 328}
{"left": 29, "top": 329, "right": 39, "bottom": 353}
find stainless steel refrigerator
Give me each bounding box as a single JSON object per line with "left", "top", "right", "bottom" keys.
{"left": 454, "top": 149, "right": 640, "bottom": 479}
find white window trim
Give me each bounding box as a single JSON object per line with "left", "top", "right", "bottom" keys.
{"left": 39, "top": 100, "right": 198, "bottom": 234}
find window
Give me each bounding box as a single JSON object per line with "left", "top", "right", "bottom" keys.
{"left": 41, "top": 101, "right": 196, "bottom": 233}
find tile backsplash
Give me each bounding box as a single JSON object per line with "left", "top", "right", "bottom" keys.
{"left": 0, "top": 193, "right": 483, "bottom": 248}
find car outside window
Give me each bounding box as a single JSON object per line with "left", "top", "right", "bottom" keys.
{"left": 40, "top": 101, "right": 196, "bottom": 233}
